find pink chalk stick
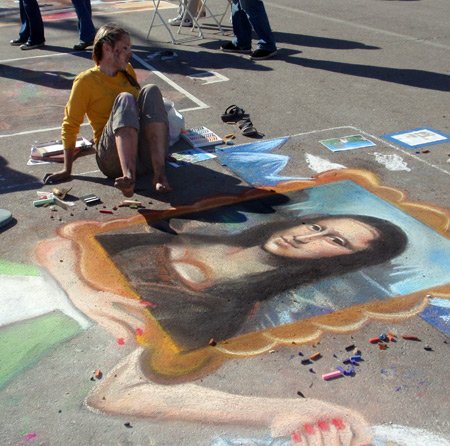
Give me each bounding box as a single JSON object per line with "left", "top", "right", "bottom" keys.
{"left": 322, "top": 370, "right": 343, "bottom": 380}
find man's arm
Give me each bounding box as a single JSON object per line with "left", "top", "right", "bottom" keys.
{"left": 43, "top": 73, "right": 89, "bottom": 184}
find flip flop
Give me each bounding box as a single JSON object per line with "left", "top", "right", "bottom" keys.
{"left": 221, "top": 105, "right": 245, "bottom": 122}
{"left": 239, "top": 119, "right": 259, "bottom": 137}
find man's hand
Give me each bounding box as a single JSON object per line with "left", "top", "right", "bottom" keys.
{"left": 43, "top": 147, "right": 75, "bottom": 184}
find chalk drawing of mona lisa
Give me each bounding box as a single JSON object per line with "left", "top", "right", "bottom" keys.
{"left": 35, "top": 170, "right": 450, "bottom": 446}
{"left": 97, "top": 212, "right": 407, "bottom": 351}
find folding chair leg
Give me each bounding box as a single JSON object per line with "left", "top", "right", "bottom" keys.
{"left": 147, "top": 0, "right": 178, "bottom": 44}
{"left": 183, "top": 0, "right": 204, "bottom": 38}
{"left": 217, "top": 0, "right": 231, "bottom": 27}
{"left": 193, "top": 0, "right": 231, "bottom": 36}
{"left": 147, "top": 0, "right": 203, "bottom": 44}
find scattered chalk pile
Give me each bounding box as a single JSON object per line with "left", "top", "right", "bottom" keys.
{"left": 293, "top": 331, "right": 428, "bottom": 384}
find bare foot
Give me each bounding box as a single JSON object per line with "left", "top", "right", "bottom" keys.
{"left": 114, "top": 176, "right": 135, "bottom": 198}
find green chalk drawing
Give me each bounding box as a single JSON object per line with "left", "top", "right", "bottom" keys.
{"left": 0, "top": 259, "right": 39, "bottom": 276}
{"left": 0, "top": 311, "right": 82, "bottom": 390}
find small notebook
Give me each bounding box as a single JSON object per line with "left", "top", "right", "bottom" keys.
{"left": 31, "top": 137, "right": 92, "bottom": 160}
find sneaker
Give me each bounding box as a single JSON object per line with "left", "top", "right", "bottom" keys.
{"left": 20, "top": 41, "right": 45, "bottom": 50}
{"left": 10, "top": 38, "right": 27, "bottom": 46}
{"left": 73, "top": 40, "right": 94, "bottom": 51}
{"left": 168, "top": 16, "right": 193, "bottom": 27}
{"left": 220, "top": 42, "right": 251, "bottom": 54}
{"left": 250, "top": 48, "right": 277, "bottom": 60}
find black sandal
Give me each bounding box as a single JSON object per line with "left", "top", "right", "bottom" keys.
{"left": 239, "top": 118, "right": 259, "bottom": 137}
{"left": 221, "top": 105, "right": 245, "bottom": 122}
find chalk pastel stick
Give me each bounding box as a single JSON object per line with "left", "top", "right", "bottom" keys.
{"left": 322, "top": 370, "right": 343, "bottom": 381}
{"left": 402, "top": 335, "right": 420, "bottom": 341}
{"left": 33, "top": 198, "right": 54, "bottom": 207}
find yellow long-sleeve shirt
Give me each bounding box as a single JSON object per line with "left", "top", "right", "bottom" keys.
{"left": 61, "top": 64, "right": 140, "bottom": 150}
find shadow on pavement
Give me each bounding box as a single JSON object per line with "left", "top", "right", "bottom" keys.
{"left": 283, "top": 52, "right": 450, "bottom": 92}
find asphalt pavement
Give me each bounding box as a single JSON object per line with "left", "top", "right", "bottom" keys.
{"left": 1, "top": 0, "right": 450, "bottom": 445}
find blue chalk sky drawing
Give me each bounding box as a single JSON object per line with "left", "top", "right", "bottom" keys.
{"left": 215, "top": 138, "right": 310, "bottom": 186}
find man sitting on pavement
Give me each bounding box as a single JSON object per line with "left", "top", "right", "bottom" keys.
{"left": 44, "top": 23, "right": 172, "bottom": 196}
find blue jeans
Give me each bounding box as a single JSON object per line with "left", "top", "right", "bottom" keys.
{"left": 71, "top": 0, "right": 96, "bottom": 43}
{"left": 231, "top": 0, "right": 276, "bottom": 51}
{"left": 18, "top": 0, "right": 45, "bottom": 45}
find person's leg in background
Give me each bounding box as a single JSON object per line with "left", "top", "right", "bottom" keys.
{"left": 71, "top": 0, "right": 96, "bottom": 50}
{"left": 11, "top": 0, "right": 45, "bottom": 49}
{"left": 239, "top": 0, "right": 276, "bottom": 55}
{"left": 10, "top": 0, "right": 30, "bottom": 45}
{"left": 168, "top": 0, "right": 203, "bottom": 27}
{"left": 221, "top": 0, "right": 276, "bottom": 59}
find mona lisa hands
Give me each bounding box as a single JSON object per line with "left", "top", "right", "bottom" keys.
{"left": 271, "top": 404, "right": 372, "bottom": 446}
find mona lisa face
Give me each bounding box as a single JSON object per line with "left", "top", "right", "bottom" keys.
{"left": 263, "top": 218, "right": 380, "bottom": 259}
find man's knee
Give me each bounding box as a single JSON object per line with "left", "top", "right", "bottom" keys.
{"left": 111, "top": 93, "right": 139, "bottom": 133}
{"left": 139, "top": 85, "right": 168, "bottom": 125}
{"left": 115, "top": 92, "right": 137, "bottom": 107}
{"left": 140, "top": 84, "right": 164, "bottom": 103}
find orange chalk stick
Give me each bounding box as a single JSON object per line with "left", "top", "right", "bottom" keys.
{"left": 310, "top": 352, "right": 321, "bottom": 360}
{"left": 402, "top": 335, "right": 420, "bottom": 341}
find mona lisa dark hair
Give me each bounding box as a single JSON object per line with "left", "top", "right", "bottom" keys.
{"left": 181, "top": 214, "right": 408, "bottom": 299}
{"left": 96, "top": 213, "right": 408, "bottom": 349}
{"left": 184, "top": 214, "right": 407, "bottom": 267}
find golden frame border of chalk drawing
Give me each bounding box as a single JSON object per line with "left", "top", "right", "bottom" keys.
{"left": 56, "top": 168, "right": 450, "bottom": 382}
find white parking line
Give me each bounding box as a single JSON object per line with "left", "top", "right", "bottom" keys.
{"left": 132, "top": 54, "right": 209, "bottom": 112}
{"left": 0, "top": 52, "right": 209, "bottom": 139}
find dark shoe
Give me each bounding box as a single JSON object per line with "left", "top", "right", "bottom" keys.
{"left": 10, "top": 38, "right": 27, "bottom": 46}
{"left": 221, "top": 105, "right": 246, "bottom": 122}
{"left": 20, "top": 41, "right": 45, "bottom": 50}
{"left": 239, "top": 118, "right": 260, "bottom": 137}
{"left": 73, "top": 40, "right": 94, "bottom": 51}
{"left": 220, "top": 42, "right": 251, "bottom": 54}
{"left": 250, "top": 49, "right": 277, "bottom": 60}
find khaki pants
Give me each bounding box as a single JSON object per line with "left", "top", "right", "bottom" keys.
{"left": 96, "top": 84, "right": 169, "bottom": 179}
